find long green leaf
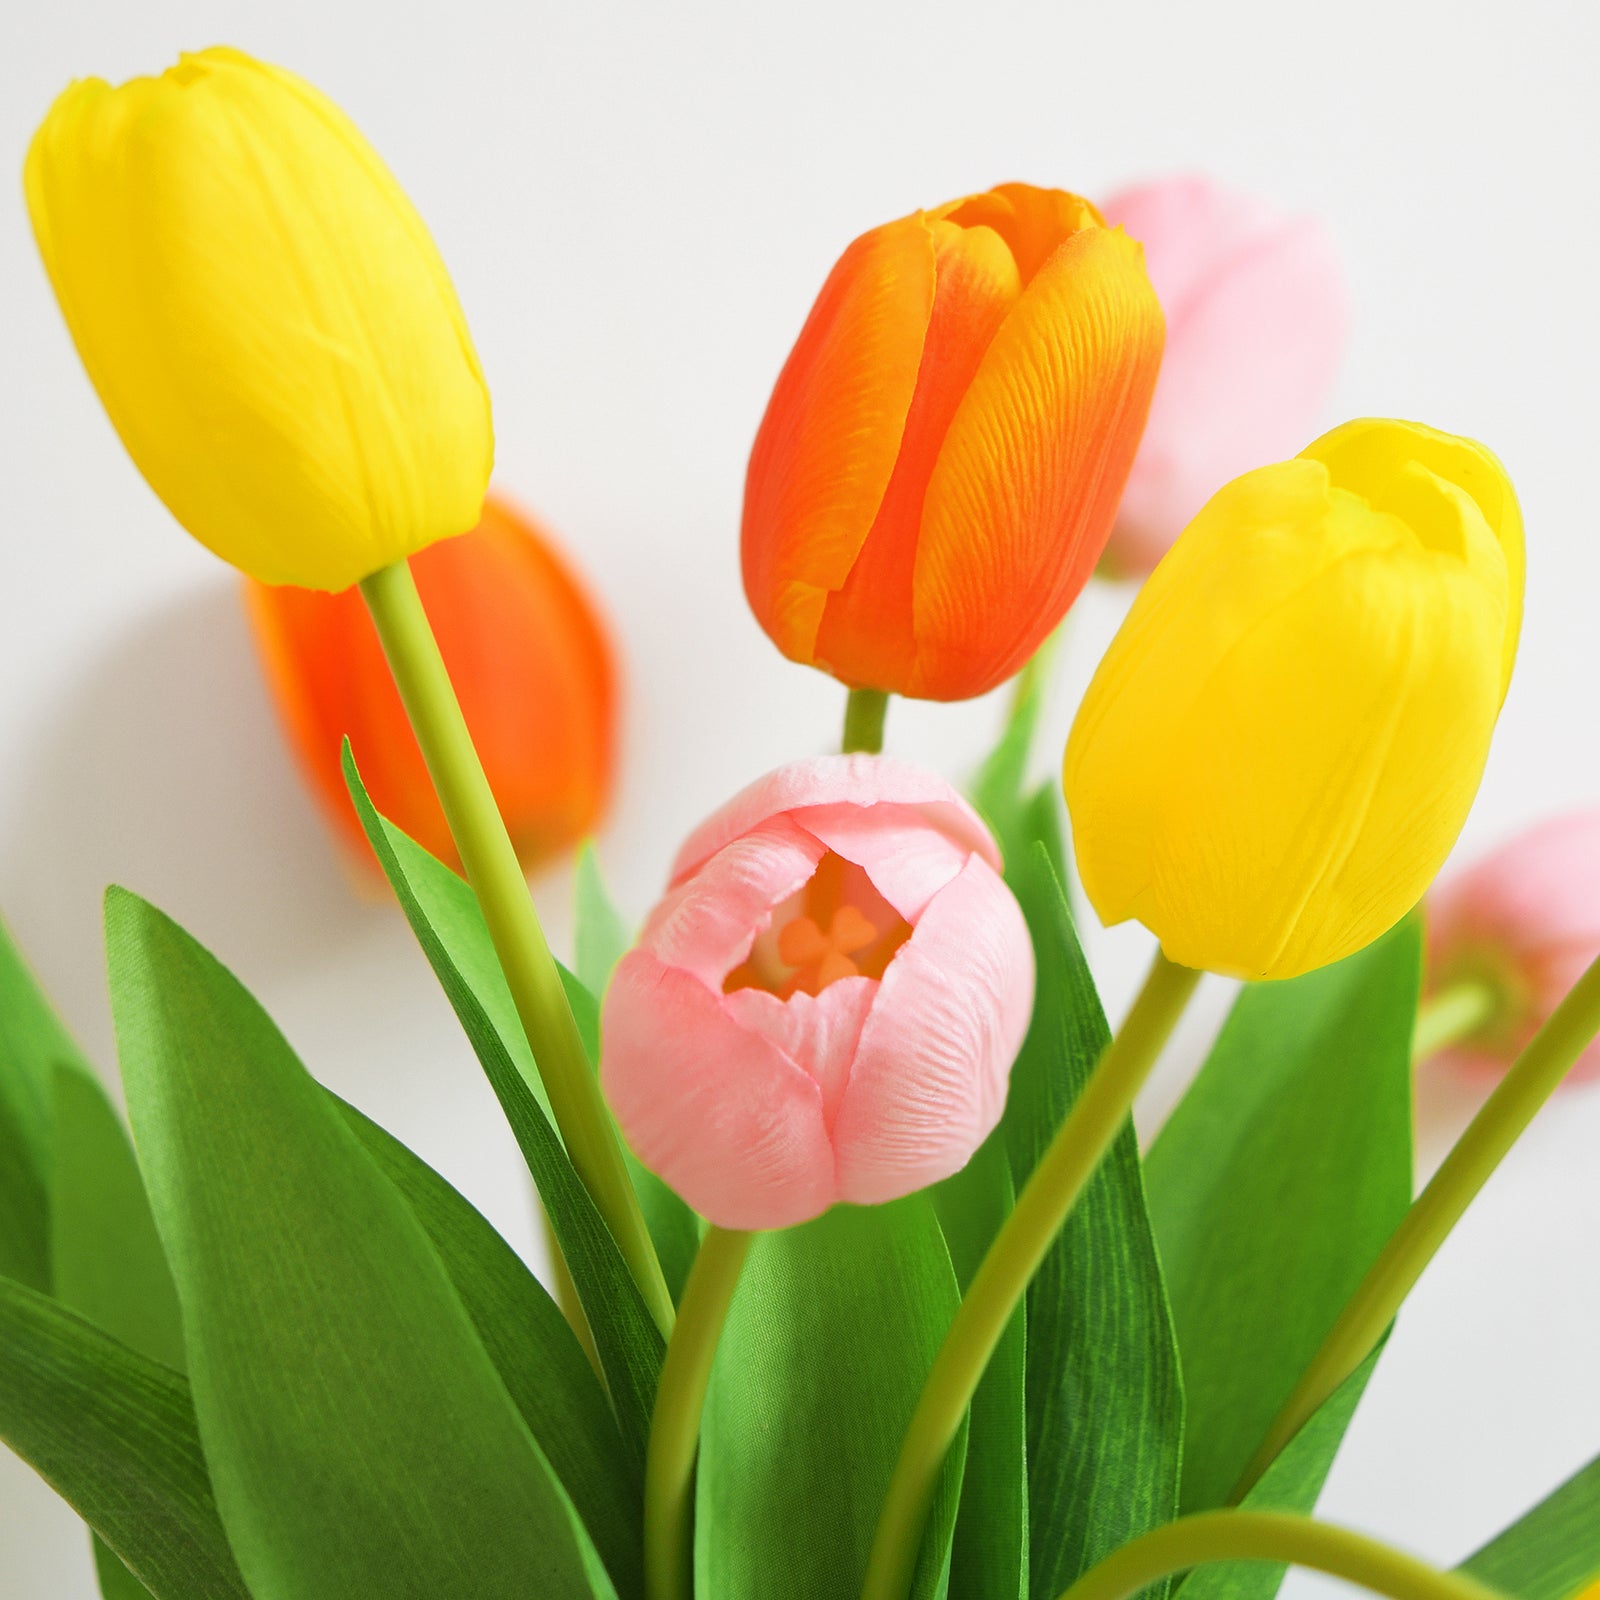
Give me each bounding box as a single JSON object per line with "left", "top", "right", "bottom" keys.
{"left": 1004, "top": 847, "right": 1184, "bottom": 1600}
{"left": 697, "top": 1197, "right": 966, "bottom": 1600}
{"left": 0, "top": 913, "right": 83, "bottom": 1292}
{"left": 50, "top": 1061, "right": 187, "bottom": 1599}
{"left": 933, "top": 1129, "right": 1029, "bottom": 1600}
{"left": 343, "top": 749, "right": 664, "bottom": 1473}
{"left": 0, "top": 1275, "right": 248, "bottom": 1600}
{"left": 1174, "top": 1350, "right": 1384, "bottom": 1600}
{"left": 571, "top": 847, "right": 702, "bottom": 1306}
{"left": 333, "top": 1092, "right": 643, "bottom": 1598}
{"left": 1460, "top": 1453, "right": 1600, "bottom": 1600}
{"left": 106, "top": 887, "right": 614, "bottom": 1600}
{"left": 1145, "top": 920, "right": 1419, "bottom": 1519}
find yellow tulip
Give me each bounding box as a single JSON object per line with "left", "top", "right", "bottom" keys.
{"left": 25, "top": 47, "right": 492, "bottom": 590}
{"left": 1065, "top": 417, "right": 1522, "bottom": 981}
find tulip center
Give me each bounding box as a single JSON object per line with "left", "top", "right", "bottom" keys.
{"left": 724, "top": 850, "right": 913, "bottom": 999}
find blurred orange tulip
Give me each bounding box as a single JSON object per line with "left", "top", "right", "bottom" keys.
{"left": 246, "top": 492, "right": 618, "bottom": 875}
{"left": 742, "top": 182, "right": 1164, "bottom": 701}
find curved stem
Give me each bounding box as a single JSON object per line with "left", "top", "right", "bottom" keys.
{"left": 1233, "top": 949, "right": 1600, "bottom": 1501}
{"left": 1056, "top": 1510, "right": 1504, "bottom": 1600}
{"left": 644, "top": 1226, "right": 752, "bottom": 1600}
{"left": 861, "top": 950, "right": 1201, "bottom": 1600}
{"left": 359, "top": 560, "right": 674, "bottom": 1337}
{"left": 1412, "top": 979, "right": 1498, "bottom": 1062}
{"left": 842, "top": 688, "right": 890, "bottom": 754}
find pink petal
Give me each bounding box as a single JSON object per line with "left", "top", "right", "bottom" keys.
{"left": 641, "top": 816, "right": 824, "bottom": 989}
{"left": 722, "top": 975, "right": 878, "bottom": 1126}
{"left": 832, "top": 855, "right": 1035, "bottom": 1204}
{"left": 600, "top": 950, "right": 837, "bottom": 1229}
{"left": 670, "top": 754, "right": 999, "bottom": 885}
{"left": 794, "top": 803, "right": 972, "bottom": 923}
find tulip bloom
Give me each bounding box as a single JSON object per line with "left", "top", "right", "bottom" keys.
{"left": 1066, "top": 418, "right": 1523, "bottom": 982}
{"left": 1424, "top": 811, "right": 1600, "bottom": 1083}
{"left": 601, "top": 757, "right": 1034, "bottom": 1228}
{"left": 26, "top": 47, "right": 491, "bottom": 590}
{"left": 246, "top": 493, "right": 616, "bottom": 874}
{"left": 1100, "top": 175, "right": 1347, "bottom": 577}
{"left": 742, "top": 183, "right": 1164, "bottom": 701}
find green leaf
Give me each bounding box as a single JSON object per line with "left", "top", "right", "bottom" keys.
{"left": 1145, "top": 919, "right": 1419, "bottom": 1518}
{"left": 1460, "top": 1452, "right": 1600, "bottom": 1600}
{"left": 49, "top": 1063, "right": 183, "bottom": 1373}
{"left": 49, "top": 1062, "right": 187, "bottom": 1600}
{"left": 697, "top": 1197, "right": 966, "bottom": 1600}
{"left": 575, "top": 844, "right": 633, "bottom": 997}
{"left": 333, "top": 1092, "right": 643, "bottom": 1599}
{"left": 0, "top": 913, "right": 84, "bottom": 1293}
{"left": 1174, "top": 1350, "right": 1384, "bottom": 1600}
{"left": 933, "top": 1129, "right": 1029, "bottom": 1600}
{"left": 1005, "top": 847, "right": 1184, "bottom": 1600}
{"left": 0, "top": 1275, "right": 249, "bottom": 1600}
{"left": 106, "top": 887, "right": 615, "bottom": 1600}
{"left": 343, "top": 750, "right": 664, "bottom": 1474}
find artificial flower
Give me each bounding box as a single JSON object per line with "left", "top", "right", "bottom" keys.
{"left": 601, "top": 756, "right": 1034, "bottom": 1227}
{"left": 26, "top": 46, "right": 491, "bottom": 590}
{"left": 1100, "top": 174, "right": 1346, "bottom": 577}
{"left": 1066, "top": 417, "right": 1523, "bottom": 981}
{"left": 246, "top": 492, "right": 615, "bottom": 873}
{"left": 742, "top": 182, "right": 1163, "bottom": 700}
{"left": 1425, "top": 810, "right": 1600, "bottom": 1082}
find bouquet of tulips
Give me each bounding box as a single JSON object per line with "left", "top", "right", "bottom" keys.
{"left": 6, "top": 44, "right": 1598, "bottom": 1600}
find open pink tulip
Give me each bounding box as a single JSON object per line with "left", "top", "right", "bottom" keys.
{"left": 600, "top": 756, "right": 1035, "bottom": 1229}
{"left": 1425, "top": 810, "right": 1600, "bottom": 1083}
{"left": 1100, "top": 174, "right": 1346, "bottom": 577}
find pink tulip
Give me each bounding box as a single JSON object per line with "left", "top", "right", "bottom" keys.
{"left": 1100, "top": 174, "right": 1347, "bottom": 577}
{"left": 1425, "top": 810, "right": 1600, "bottom": 1083}
{"left": 600, "top": 756, "right": 1035, "bottom": 1229}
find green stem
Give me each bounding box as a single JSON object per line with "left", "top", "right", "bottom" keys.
{"left": 1412, "top": 978, "right": 1498, "bottom": 1062}
{"left": 1232, "top": 948, "right": 1600, "bottom": 1502}
{"left": 1055, "top": 1510, "right": 1504, "bottom": 1600}
{"left": 861, "top": 950, "right": 1201, "bottom": 1600}
{"left": 644, "top": 1226, "right": 752, "bottom": 1600}
{"left": 359, "top": 560, "right": 674, "bottom": 1337}
{"left": 842, "top": 688, "right": 890, "bottom": 754}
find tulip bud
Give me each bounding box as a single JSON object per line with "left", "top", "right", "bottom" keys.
{"left": 1424, "top": 811, "right": 1600, "bottom": 1083}
{"left": 601, "top": 757, "right": 1034, "bottom": 1228}
{"left": 26, "top": 47, "right": 492, "bottom": 590}
{"left": 246, "top": 493, "right": 616, "bottom": 875}
{"left": 742, "top": 184, "right": 1164, "bottom": 702}
{"left": 1099, "top": 175, "right": 1347, "bottom": 578}
{"left": 1066, "top": 418, "right": 1523, "bottom": 982}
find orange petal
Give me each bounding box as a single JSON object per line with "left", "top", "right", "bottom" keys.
{"left": 741, "top": 214, "right": 935, "bottom": 664}
{"left": 910, "top": 225, "right": 1164, "bottom": 699}
{"left": 934, "top": 183, "right": 1104, "bottom": 284}
{"left": 813, "top": 218, "right": 1022, "bottom": 689}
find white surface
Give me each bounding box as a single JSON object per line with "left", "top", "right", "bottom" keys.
{"left": 3, "top": 1, "right": 1599, "bottom": 1594}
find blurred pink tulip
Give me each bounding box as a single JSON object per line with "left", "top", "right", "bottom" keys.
{"left": 600, "top": 756, "right": 1035, "bottom": 1229}
{"left": 1100, "top": 174, "right": 1347, "bottom": 577}
{"left": 1425, "top": 810, "right": 1600, "bottom": 1083}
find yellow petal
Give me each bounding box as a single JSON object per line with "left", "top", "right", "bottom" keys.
{"left": 25, "top": 48, "right": 492, "bottom": 589}
{"left": 1066, "top": 422, "right": 1517, "bottom": 981}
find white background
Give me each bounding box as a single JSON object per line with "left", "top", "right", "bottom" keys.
{"left": 3, "top": 1, "right": 1598, "bottom": 1594}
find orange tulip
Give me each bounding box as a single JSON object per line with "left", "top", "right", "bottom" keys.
{"left": 246, "top": 492, "right": 617, "bottom": 874}
{"left": 742, "top": 182, "right": 1164, "bottom": 701}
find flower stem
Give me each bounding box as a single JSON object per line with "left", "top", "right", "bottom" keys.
{"left": 359, "top": 559, "right": 674, "bottom": 1337}
{"left": 1054, "top": 1510, "right": 1504, "bottom": 1600}
{"left": 644, "top": 1226, "right": 752, "bottom": 1600}
{"left": 1412, "top": 978, "right": 1498, "bottom": 1061}
{"left": 861, "top": 949, "right": 1201, "bottom": 1600}
{"left": 842, "top": 688, "right": 890, "bottom": 754}
{"left": 1232, "top": 948, "right": 1600, "bottom": 1502}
